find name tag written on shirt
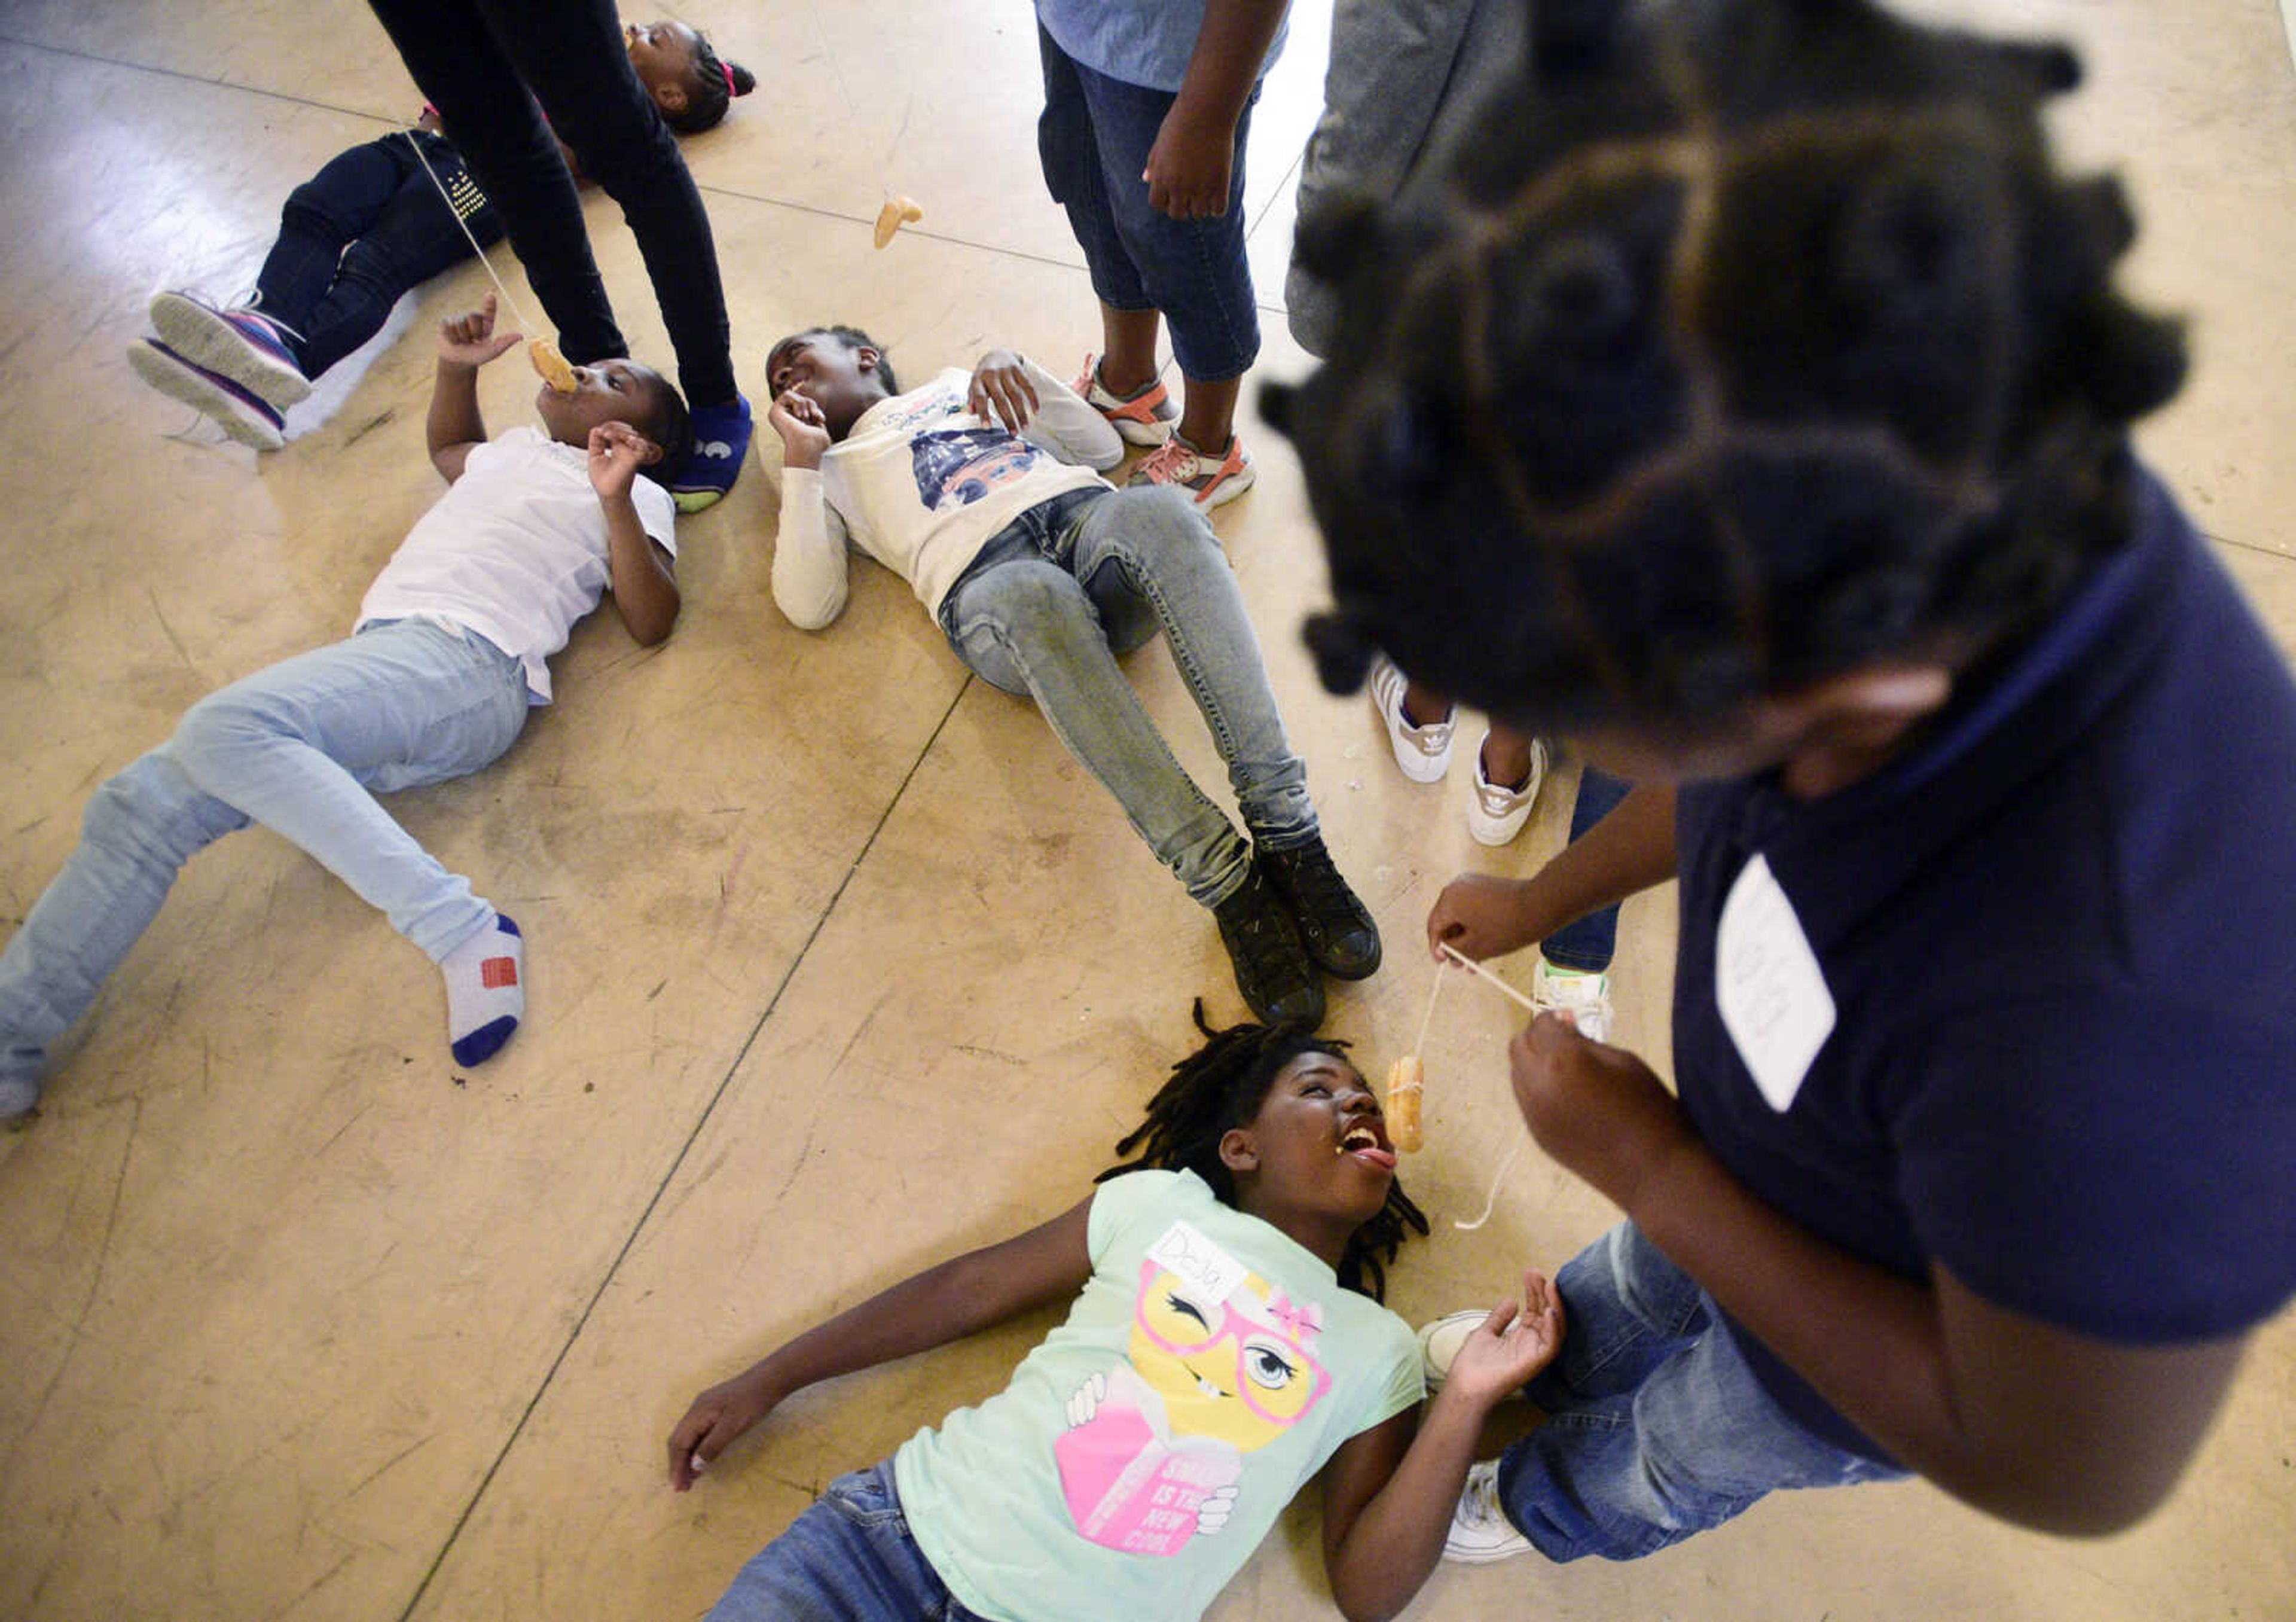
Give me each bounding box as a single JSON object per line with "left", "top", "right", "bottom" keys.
{"left": 1716, "top": 853, "right": 1837, "bottom": 1112}
{"left": 1146, "top": 1221, "right": 1248, "bottom": 1303}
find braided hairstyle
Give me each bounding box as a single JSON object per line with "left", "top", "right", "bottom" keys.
{"left": 1268, "top": 0, "right": 2186, "bottom": 734}
{"left": 661, "top": 36, "right": 755, "bottom": 135}
{"left": 1099, "top": 1002, "right": 1429, "bottom": 1301}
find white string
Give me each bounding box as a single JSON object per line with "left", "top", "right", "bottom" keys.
{"left": 1410, "top": 962, "right": 1448, "bottom": 1059}
{"left": 1438, "top": 941, "right": 1541, "bottom": 1014}
{"left": 1454, "top": 1137, "right": 1527, "bottom": 1231}
{"left": 402, "top": 130, "right": 539, "bottom": 333}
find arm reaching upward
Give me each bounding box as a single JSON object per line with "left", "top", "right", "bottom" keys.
{"left": 428, "top": 294, "right": 521, "bottom": 482}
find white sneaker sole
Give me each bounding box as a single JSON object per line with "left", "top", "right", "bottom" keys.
{"left": 1110, "top": 413, "right": 1176, "bottom": 447}
{"left": 1189, "top": 462, "right": 1256, "bottom": 509}
{"left": 149, "top": 291, "right": 311, "bottom": 406}
{"left": 127, "top": 340, "right": 285, "bottom": 450}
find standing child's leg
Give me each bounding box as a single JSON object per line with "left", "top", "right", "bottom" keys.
{"left": 364, "top": 0, "right": 627, "bottom": 367}
{"left": 474, "top": 0, "right": 750, "bottom": 508}
{"left": 1041, "top": 31, "right": 1180, "bottom": 449}
{"left": 1062, "top": 484, "right": 1381, "bottom": 978}
{"left": 1531, "top": 766, "right": 1632, "bottom": 1038}
{"left": 1038, "top": 29, "right": 1260, "bottom": 506}
{"left": 1466, "top": 722, "right": 1550, "bottom": 846}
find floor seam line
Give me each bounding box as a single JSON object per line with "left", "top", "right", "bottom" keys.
{"left": 393, "top": 674, "right": 977, "bottom": 1622}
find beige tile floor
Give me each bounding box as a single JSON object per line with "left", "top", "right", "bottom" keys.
{"left": 0, "top": 2, "right": 2291, "bottom": 1618}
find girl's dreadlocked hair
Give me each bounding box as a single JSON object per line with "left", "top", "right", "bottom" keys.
{"left": 1098, "top": 1002, "right": 1429, "bottom": 1301}
{"left": 660, "top": 37, "right": 755, "bottom": 136}
{"left": 1268, "top": 0, "right": 2185, "bottom": 735}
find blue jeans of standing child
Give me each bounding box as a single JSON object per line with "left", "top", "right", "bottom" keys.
{"left": 256, "top": 129, "right": 505, "bottom": 380}
{"left": 938, "top": 486, "right": 1315, "bottom": 908}
{"left": 1499, "top": 1221, "right": 1909, "bottom": 1560}
{"left": 706, "top": 1461, "right": 990, "bottom": 1622}
{"left": 1541, "top": 766, "right": 1632, "bottom": 973}
{"left": 0, "top": 619, "right": 529, "bottom": 1092}
{"left": 1036, "top": 27, "right": 1262, "bottom": 383}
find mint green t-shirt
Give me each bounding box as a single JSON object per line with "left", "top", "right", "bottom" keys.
{"left": 894, "top": 1169, "right": 1425, "bottom": 1622}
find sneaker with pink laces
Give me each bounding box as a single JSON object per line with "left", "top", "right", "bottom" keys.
{"left": 1071, "top": 354, "right": 1177, "bottom": 446}
{"left": 1129, "top": 432, "right": 1256, "bottom": 509}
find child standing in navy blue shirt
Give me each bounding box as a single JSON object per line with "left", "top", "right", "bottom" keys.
{"left": 1033, "top": 0, "right": 1288, "bottom": 510}
{"left": 1268, "top": 0, "right": 2296, "bottom": 1564}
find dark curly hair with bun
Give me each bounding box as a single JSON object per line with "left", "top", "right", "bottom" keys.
{"left": 661, "top": 35, "right": 755, "bottom": 135}
{"left": 1266, "top": 0, "right": 2185, "bottom": 734}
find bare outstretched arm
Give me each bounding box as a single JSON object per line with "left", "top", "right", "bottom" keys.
{"left": 665, "top": 1197, "right": 1095, "bottom": 1489}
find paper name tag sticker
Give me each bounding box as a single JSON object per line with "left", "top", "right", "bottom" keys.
{"left": 1715, "top": 853, "right": 1836, "bottom": 1112}
{"left": 1146, "top": 1221, "right": 1247, "bottom": 1303}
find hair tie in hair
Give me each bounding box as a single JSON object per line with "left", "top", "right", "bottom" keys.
{"left": 720, "top": 59, "right": 737, "bottom": 96}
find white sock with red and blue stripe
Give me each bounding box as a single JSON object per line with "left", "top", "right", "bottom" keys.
{"left": 441, "top": 914, "right": 523, "bottom": 1067}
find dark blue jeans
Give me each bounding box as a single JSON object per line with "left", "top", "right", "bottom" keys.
{"left": 255, "top": 130, "right": 503, "bottom": 379}
{"left": 364, "top": 0, "right": 735, "bottom": 405}
{"left": 705, "top": 1462, "right": 991, "bottom": 1622}
{"left": 1541, "top": 766, "right": 1631, "bottom": 972}
{"left": 1500, "top": 1222, "right": 1907, "bottom": 1561}
{"left": 1036, "top": 27, "right": 1261, "bottom": 382}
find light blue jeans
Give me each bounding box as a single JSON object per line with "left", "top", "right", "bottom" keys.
{"left": 706, "top": 1461, "right": 990, "bottom": 1622}
{"left": 0, "top": 618, "right": 529, "bottom": 1089}
{"left": 938, "top": 486, "right": 1316, "bottom": 907}
{"left": 1500, "top": 1221, "right": 1909, "bottom": 1560}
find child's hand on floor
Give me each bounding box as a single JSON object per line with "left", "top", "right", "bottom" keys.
{"left": 1442, "top": 1269, "right": 1566, "bottom": 1407}
{"left": 587, "top": 420, "right": 661, "bottom": 501}
{"left": 437, "top": 293, "right": 521, "bottom": 369}
{"left": 969, "top": 349, "right": 1039, "bottom": 432}
{"left": 667, "top": 1369, "right": 781, "bottom": 1491}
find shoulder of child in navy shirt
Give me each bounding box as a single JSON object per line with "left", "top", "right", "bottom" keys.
{"left": 1670, "top": 463, "right": 2296, "bottom": 1461}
